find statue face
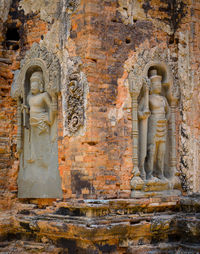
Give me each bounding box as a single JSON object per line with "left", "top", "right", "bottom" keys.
{"left": 151, "top": 80, "right": 162, "bottom": 94}
{"left": 30, "top": 72, "right": 43, "bottom": 95}
{"left": 30, "top": 78, "right": 40, "bottom": 95}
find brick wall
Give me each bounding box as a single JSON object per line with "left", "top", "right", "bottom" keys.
{"left": 0, "top": 0, "right": 199, "bottom": 208}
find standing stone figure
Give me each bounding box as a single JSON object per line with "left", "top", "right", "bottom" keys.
{"left": 28, "top": 71, "right": 56, "bottom": 136}
{"left": 138, "top": 69, "right": 170, "bottom": 181}
{"left": 17, "top": 70, "right": 62, "bottom": 198}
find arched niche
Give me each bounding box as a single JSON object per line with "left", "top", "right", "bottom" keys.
{"left": 128, "top": 48, "right": 181, "bottom": 197}
{"left": 11, "top": 43, "right": 62, "bottom": 198}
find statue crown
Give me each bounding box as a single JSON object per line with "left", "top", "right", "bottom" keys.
{"left": 30, "top": 71, "right": 44, "bottom": 82}
{"left": 149, "top": 69, "right": 162, "bottom": 83}
{"left": 30, "top": 71, "right": 44, "bottom": 92}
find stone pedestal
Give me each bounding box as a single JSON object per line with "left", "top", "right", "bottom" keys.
{"left": 131, "top": 179, "right": 181, "bottom": 198}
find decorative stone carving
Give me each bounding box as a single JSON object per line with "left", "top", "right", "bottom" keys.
{"left": 128, "top": 47, "right": 181, "bottom": 197}
{"left": 11, "top": 43, "right": 62, "bottom": 198}
{"left": 117, "top": 0, "right": 145, "bottom": 25}
{"left": 63, "top": 57, "right": 87, "bottom": 136}
{"left": 139, "top": 69, "right": 170, "bottom": 181}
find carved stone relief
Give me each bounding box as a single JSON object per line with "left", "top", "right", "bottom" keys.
{"left": 128, "top": 47, "right": 181, "bottom": 197}
{"left": 63, "top": 57, "right": 87, "bottom": 136}
{"left": 11, "top": 43, "right": 62, "bottom": 198}
{"left": 117, "top": 0, "right": 146, "bottom": 25}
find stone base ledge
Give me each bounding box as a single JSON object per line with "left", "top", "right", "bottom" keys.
{"left": 13, "top": 196, "right": 181, "bottom": 218}
{"left": 1, "top": 196, "right": 200, "bottom": 253}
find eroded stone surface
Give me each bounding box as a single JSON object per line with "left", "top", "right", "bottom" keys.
{"left": 1, "top": 197, "right": 200, "bottom": 253}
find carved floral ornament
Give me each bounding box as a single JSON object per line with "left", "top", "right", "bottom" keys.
{"left": 66, "top": 75, "right": 84, "bottom": 133}
{"left": 63, "top": 57, "right": 88, "bottom": 136}
{"left": 11, "top": 43, "right": 61, "bottom": 99}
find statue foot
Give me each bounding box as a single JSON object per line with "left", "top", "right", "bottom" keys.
{"left": 131, "top": 176, "right": 144, "bottom": 190}
{"left": 132, "top": 166, "right": 140, "bottom": 177}
{"left": 146, "top": 175, "right": 158, "bottom": 182}
{"left": 169, "top": 176, "right": 181, "bottom": 190}
{"left": 140, "top": 169, "right": 146, "bottom": 180}
{"left": 157, "top": 175, "right": 169, "bottom": 183}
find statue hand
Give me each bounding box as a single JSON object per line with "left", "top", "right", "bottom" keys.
{"left": 138, "top": 110, "right": 150, "bottom": 120}
{"left": 48, "top": 90, "right": 57, "bottom": 100}
{"left": 51, "top": 93, "right": 57, "bottom": 100}
{"left": 21, "top": 104, "right": 29, "bottom": 113}
{"left": 40, "top": 113, "right": 50, "bottom": 124}
{"left": 144, "top": 109, "right": 150, "bottom": 118}
{"left": 142, "top": 77, "right": 150, "bottom": 89}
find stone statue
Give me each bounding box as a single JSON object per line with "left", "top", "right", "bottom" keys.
{"left": 17, "top": 71, "right": 62, "bottom": 198}
{"left": 129, "top": 49, "right": 181, "bottom": 196}
{"left": 138, "top": 69, "right": 170, "bottom": 181}
{"left": 28, "top": 71, "right": 56, "bottom": 137}
{"left": 11, "top": 43, "right": 62, "bottom": 198}
{"left": 26, "top": 71, "right": 57, "bottom": 162}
